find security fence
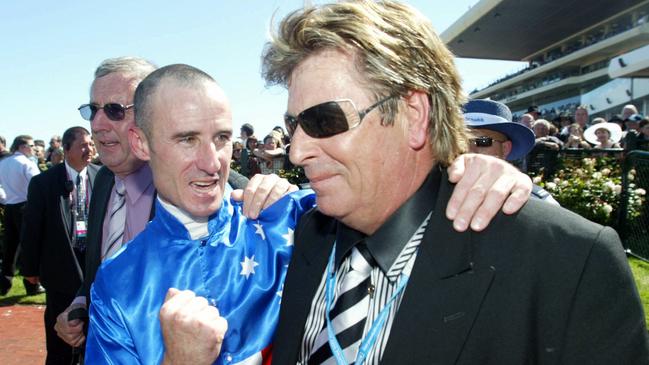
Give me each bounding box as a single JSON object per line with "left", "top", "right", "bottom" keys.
{"left": 527, "top": 148, "right": 649, "bottom": 262}
{"left": 617, "top": 151, "right": 649, "bottom": 262}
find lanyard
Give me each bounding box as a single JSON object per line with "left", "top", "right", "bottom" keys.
{"left": 324, "top": 243, "right": 410, "bottom": 365}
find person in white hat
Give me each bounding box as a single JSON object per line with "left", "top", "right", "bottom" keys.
{"left": 584, "top": 122, "right": 622, "bottom": 149}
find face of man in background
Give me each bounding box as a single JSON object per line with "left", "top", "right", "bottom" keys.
{"left": 467, "top": 128, "right": 511, "bottom": 160}
{"left": 574, "top": 108, "right": 588, "bottom": 127}
{"left": 133, "top": 80, "right": 233, "bottom": 218}
{"left": 519, "top": 114, "right": 533, "bottom": 129}
{"left": 66, "top": 133, "right": 94, "bottom": 171}
{"left": 90, "top": 73, "right": 143, "bottom": 177}
{"left": 533, "top": 122, "right": 549, "bottom": 137}
{"left": 50, "top": 138, "right": 61, "bottom": 149}
{"left": 19, "top": 139, "right": 35, "bottom": 157}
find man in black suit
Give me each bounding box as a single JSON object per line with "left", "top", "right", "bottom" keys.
{"left": 21, "top": 126, "right": 99, "bottom": 364}
{"left": 261, "top": 1, "right": 648, "bottom": 363}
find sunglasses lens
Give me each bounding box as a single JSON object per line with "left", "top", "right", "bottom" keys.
{"left": 284, "top": 115, "right": 298, "bottom": 137}
{"left": 79, "top": 104, "right": 96, "bottom": 121}
{"left": 474, "top": 137, "right": 493, "bottom": 147}
{"left": 104, "top": 103, "right": 126, "bottom": 121}
{"left": 299, "top": 101, "right": 349, "bottom": 138}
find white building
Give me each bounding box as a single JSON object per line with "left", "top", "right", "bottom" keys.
{"left": 442, "top": 0, "right": 649, "bottom": 120}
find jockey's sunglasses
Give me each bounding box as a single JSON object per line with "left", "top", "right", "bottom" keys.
{"left": 283, "top": 95, "right": 397, "bottom": 138}
{"left": 78, "top": 103, "right": 134, "bottom": 122}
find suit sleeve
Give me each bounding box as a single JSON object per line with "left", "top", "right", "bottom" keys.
{"left": 560, "top": 226, "right": 649, "bottom": 364}
{"left": 19, "top": 175, "right": 46, "bottom": 277}
{"left": 85, "top": 271, "right": 141, "bottom": 364}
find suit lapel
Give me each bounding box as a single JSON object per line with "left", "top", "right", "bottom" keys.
{"left": 56, "top": 164, "right": 74, "bottom": 242}
{"left": 273, "top": 209, "right": 336, "bottom": 364}
{"left": 382, "top": 177, "right": 495, "bottom": 364}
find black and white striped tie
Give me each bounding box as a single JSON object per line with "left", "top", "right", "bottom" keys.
{"left": 308, "top": 246, "right": 373, "bottom": 364}
{"left": 102, "top": 179, "right": 126, "bottom": 260}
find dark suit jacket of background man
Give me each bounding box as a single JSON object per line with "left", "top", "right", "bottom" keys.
{"left": 272, "top": 170, "right": 649, "bottom": 365}
{"left": 20, "top": 162, "right": 99, "bottom": 363}
{"left": 79, "top": 165, "right": 250, "bottom": 306}
{"left": 21, "top": 162, "right": 99, "bottom": 294}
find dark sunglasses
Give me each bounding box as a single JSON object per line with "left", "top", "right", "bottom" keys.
{"left": 469, "top": 136, "right": 506, "bottom": 147}
{"left": 284, "top": 95, "right": 397, "bottom": 138}
{"left": 78, "top": 103, "right": 134, "bottom": 122}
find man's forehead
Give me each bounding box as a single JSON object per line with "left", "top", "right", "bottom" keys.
{"left": 91, "top": 73, "right": 138, "bottom": 99}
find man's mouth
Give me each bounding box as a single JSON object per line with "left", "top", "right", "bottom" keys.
{"left": 191, "top": 179, "right": 219, "bottom": 192}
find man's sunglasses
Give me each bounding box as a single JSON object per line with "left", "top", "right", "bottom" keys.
{"left": 78, "top": 103, "right": 134, "bottom": 122}
{"left": 469, "top": 136, "right": 507, "bottom": 147}
{"left": 284, "top": 95, "right": 397, "bottom": 138}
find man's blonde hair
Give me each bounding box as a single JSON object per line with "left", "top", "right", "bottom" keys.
{"left": 262, "top": 0, "right": 467, "bottom": 165}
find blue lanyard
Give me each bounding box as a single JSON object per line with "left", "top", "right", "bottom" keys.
{"left": 324, "top": 243, "right": 410, "bottom": 365}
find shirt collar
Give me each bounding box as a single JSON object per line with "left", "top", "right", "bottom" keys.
{"left": 334, "top": 167, "right": 441, "bottom": 273}
{"left": 64, "top": 161, "right": 87, "bottom": 182}
{"left": 118, "top": 163, "right": 153, "bottom": 204}
{"left": 157, "top": 196, "right": 209, "bottom": 240}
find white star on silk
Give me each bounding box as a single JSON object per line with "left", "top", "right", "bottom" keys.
{"left": 282, "top": 228, "right": 294, "bottom": 247}
{"left": 240, "top": 255, "right": 259, "bottom": 279}
{"left": 253, "top": 222, "right": 266, "bottom": 240}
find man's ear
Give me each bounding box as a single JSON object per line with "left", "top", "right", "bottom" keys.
{"left": 502, "top": 140, "right": 513, "bottom": 160}
{"left": 129, "top": 127, "right": 151, "bottom": 162}
{"left": 403, "top": 90, "right": 430, "bottom": 150}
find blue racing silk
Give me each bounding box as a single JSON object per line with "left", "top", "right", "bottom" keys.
{"left": 86, "top": 188, "right": 315, "bottom": 364}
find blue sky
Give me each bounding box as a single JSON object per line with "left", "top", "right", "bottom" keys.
{"left": 1, "top": 0, "right": 525, "bottom": 144}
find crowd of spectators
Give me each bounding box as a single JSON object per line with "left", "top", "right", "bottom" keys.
{"left": 524, "top": 103, "right": 649, "bottom": 154}
{"left": 230, "top": 123, "right": 293, "bottom": 179}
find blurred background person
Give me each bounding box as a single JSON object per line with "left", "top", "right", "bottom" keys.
{"left": 573, "top": 105, "right": 590, "bottom": 129}
{"left": 254, "top": 133, "right": 286, "bottom": 175}
{"left": 533, "top": 119, "right": 563, "bottom": 150}
{"left": 584, "top": 122, "right": 622, "bottom": 149}
{"left": 21, "top": 126, "right": 99, "bottom": 365}
{"left": 47, "top": 147, "right": 64, "bottom": 168}
{"left": 564, "top": 123, "right": 591, "bottom": 149}
{"left": 621, "top": 104, "right": 638, "bottom": 121}
{"left": 0, "top": 135, "right": 42, "bottom": 296}
{"left": 46, "top": 135, "right": 62, "bottom": 162}
{"left": 239, "top": 123, "right": 255, "bottom": 177}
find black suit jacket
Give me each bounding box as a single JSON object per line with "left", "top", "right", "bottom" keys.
{"left": 20, "top": 162, "right": 99, "bottom": 296}
{"left": 273, "top": 172, "right": 649, "bottom": 364}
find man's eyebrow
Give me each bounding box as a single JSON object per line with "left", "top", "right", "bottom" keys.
{"left": 171, "top": 131, "right": 200, "bottom": 139}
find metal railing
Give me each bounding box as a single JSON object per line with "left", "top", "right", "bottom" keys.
{"left": 617, "top": 151, "right": 649, "bottom": 262}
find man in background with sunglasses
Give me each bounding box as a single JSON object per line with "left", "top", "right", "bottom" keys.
{"left": 259, "top": 1, "right": 647, "bottom": 364}
{"left": 464, "top": 99, "right": 559, "bottom": 205}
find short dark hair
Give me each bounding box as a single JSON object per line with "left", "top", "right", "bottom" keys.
{"left": 10, "top": 135, "right": 33, "bottom": 153}
{"left": 62, "top": 126, "right": 90, "bottom": 151}
{"left": 134, "top": 64, "right": 215, "bottom": 139}
{"left": 241, "top": 123, "right": 254, "bottom": 137}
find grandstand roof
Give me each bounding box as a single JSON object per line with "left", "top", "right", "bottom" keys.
{"left": 441, "top": 0, "right": 646, "bottom": 61}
